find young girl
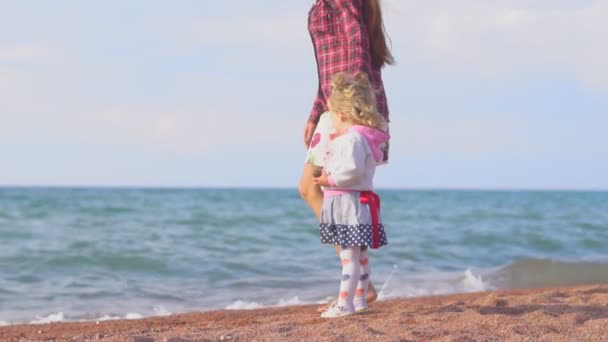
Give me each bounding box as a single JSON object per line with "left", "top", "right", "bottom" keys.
{"left": 313, "top": 71, "right": 389, "bottom": 318}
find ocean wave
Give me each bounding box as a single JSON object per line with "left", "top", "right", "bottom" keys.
{"left": 486, "top": 257, "right": 608, "bottom": 289}
{"left": 0, "top": 305, "right": 172, "bottom": 327}
{"left": 3, "top": 259, "right": 607, "bottom": 325}
{"left": 381, "top": 267, "right": 494, "bottom": 299}
{"left": 225, "top": 296, "right": 308, "bottom": 310}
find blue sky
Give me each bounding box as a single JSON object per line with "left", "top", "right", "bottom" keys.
{"left": 1, "top": 0, "right": 607, "bottom": 189}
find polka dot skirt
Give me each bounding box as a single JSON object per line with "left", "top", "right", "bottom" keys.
{"left": 319, "top": 192, "right": 388, "bottom": 248}
{"left": 320, "top": 223, "right": 388, "bottom": 248}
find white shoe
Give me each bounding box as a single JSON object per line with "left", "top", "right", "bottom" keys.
{"left": 320, "top": 302, "right": 354, "bottom": 318}
{"left": 354, "top": 298, "right": 368, "bottom": 313}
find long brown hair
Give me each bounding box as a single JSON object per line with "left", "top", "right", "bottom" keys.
{"left": 364, "top": 0, "right": 394, "bottom": 68}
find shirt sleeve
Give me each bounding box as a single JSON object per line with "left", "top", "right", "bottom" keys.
{"left": 308, "top": 87, "right": 327, "bottom": 124}
{"left": 326, "top": 135, "right": 368, "bottom": 188}
{"left": 336, "top": 0, "right": 370, "bottom": 73}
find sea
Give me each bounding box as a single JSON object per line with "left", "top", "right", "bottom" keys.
{"left": 1, "top": 187, "right": 607, "bottom": 325}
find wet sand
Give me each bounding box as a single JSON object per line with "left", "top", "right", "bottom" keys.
{"left": 1, "top": 284, "right": 607, "bottom": 341}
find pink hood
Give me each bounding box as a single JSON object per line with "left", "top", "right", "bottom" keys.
{"left": 349, "top": 125, "right": 390, "bottom": 163}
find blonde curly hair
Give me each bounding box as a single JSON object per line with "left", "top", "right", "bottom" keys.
{"left": 327, "top": 72, "right": 387, "bottom": 131}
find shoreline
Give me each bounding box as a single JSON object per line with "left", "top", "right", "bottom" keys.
{"left": 1, "top": 284, "right": 607, "bottom": 341}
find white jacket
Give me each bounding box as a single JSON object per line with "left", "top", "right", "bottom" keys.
{"left": 325, "top": 125, "right": 390, "bottom": 191}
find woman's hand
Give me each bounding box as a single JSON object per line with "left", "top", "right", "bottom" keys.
{"left": 304, "top": 121, "right": 317, "bottom": 147}
{"left": 313, "top": 169, "right": 331, "bottom": 187}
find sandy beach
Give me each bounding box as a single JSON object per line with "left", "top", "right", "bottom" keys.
{"left": 1, "top": 284, "right": 607, "bottom": 341}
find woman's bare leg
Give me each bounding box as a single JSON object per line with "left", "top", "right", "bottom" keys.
{"left": 298, "top": 163, "right": 324, "bottom": 219}
{"left": 367, "top": 280, "right": 378, "bottom": 303}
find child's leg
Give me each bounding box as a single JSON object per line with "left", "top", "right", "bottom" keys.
{"left": 337, "top": 246, "right": 361, "bottom": 310}
{"left": 354, "top": 246, "right": 371, "bottom": 311}
{"left": 321, "top": 246, "right": 361, "bottom": 318}
{"left": 317, "top": 245, "right": 378, "bottom": 313}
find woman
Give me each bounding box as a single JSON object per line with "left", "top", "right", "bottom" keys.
{"left": 298, "top": 0, "right": 394, "bottom": 311}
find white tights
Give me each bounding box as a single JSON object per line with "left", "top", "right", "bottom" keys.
{"left": 337, "top": 246, "right": 371, "bottom": 309}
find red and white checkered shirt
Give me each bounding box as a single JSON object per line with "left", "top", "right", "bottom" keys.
{"left": 308, "top": 0, "right": 389, "bottom": 124}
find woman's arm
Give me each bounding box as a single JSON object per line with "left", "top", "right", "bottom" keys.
{"left": 336, "top": 0, "right": 371, "bottom": 73}
{"left": 308, "top": 87, "right": 326, "bottom": 124}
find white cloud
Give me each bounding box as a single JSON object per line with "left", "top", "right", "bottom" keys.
{"left": 383, "top": 0, "right": 608, "bottom": 89}
{"left": 0, "top": 44, "right": 56, "bottom": 61}
{"left": 180, "top": 13, "right": 306, "bottom": 48}
{"left": 389, "top": 113, "right": 518, "bottom": 158}
{"left": 0, "top": 43, "right": 61, "bottom": 90}
{"left": 0, "top": 101, "right": 301, "bottom": 155}
{"left": 0, "top": 70, "right": 14, "bottom": 90}
{"left": 164, "top": 5, "right": 313, "bottom": 68}
{"left": 93, "top": 106, "right": 225, "bottom": 152}
{"left": 387, "top": 109, "right": 608, "bottom": 161}
{"left": 93, "top": 105, "right": 301, "bottom": 153}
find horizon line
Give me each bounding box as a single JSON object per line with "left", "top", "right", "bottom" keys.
{"left": 1, "top": 184, "right": 607, "bottom": 192}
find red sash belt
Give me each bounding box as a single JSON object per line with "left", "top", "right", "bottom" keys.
{"left": 359, "top": 190, "right": 381, "bottom": 249}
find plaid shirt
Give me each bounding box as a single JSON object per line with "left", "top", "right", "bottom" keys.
{"left": 308, "top": 0, "right": 389, "bottom": 124}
